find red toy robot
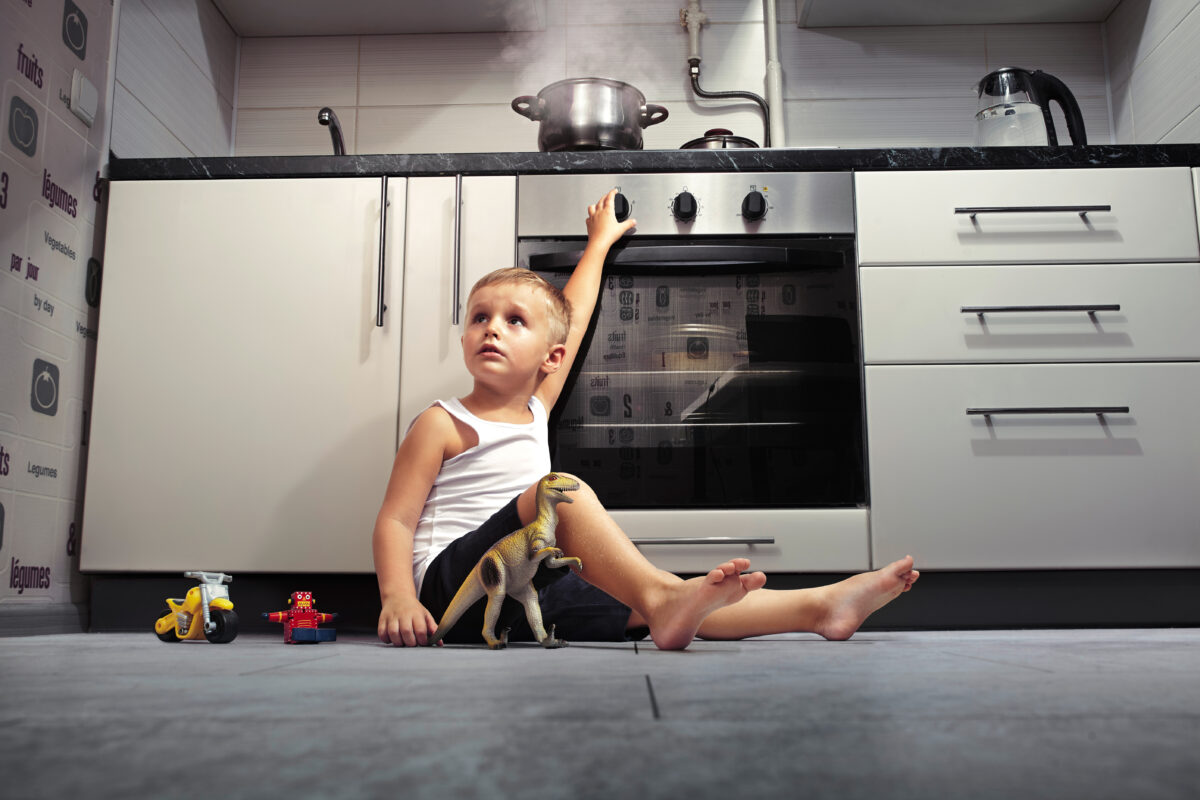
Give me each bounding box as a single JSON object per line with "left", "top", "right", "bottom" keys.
{"left": 263, "top": 591, "right": 338, "bottom": 644}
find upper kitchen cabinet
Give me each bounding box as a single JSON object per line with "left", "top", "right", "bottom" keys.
{"left": 82, "top": 178, "right": 406, "bottom": 572}
{"left": 211, "top": 0, "right": 547, "bottom": 35}
{"left": 797, "top": 0, "right": 1122, "bottom": 27}
{"left": 399, "top": 176, "right": 517, "bottom": 430}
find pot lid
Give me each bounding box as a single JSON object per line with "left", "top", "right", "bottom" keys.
{"left": 681, "top": 128, "right": 760, "bottom": 149}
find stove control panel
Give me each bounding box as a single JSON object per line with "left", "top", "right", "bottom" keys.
{"left": 518, "top": 172, "right": 854, "bottom": 237}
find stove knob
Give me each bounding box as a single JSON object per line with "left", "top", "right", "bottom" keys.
{"left": 672, "top": 191, "right": 698, "bottom": 222}
{"left": 613, "top": 192, "right": 631, "bottom": 222}
{"left": 741, "top": 190, "right": 767, "bottom": 221}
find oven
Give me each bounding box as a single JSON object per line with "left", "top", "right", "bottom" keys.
{"left": 517, "top": 172, "right": 868, "bottom": 571}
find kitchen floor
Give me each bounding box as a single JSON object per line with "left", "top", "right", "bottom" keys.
{"left": 2, "top": 629, "right": 1197, "bottom": 799}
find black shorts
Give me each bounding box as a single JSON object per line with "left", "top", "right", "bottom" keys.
{"left": 418, "top": 496, "right": 646, "bottom": 644}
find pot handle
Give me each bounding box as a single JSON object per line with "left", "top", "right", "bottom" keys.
{"left": 511, "top": 96, "right": 544, "bottom": 121}
{"left": 640, "top": 104, "right": 669, "bottom": 128}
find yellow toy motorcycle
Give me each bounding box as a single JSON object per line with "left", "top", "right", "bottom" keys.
{"left": 154, "top": 571, "right": 238, "bottom": 643}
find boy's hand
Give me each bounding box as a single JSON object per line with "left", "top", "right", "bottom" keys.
{"left": 378, "top": 596, "right": 439, "bottom": 647}
{"left": 586, "top": 188, "right": 637, "bottom": 248}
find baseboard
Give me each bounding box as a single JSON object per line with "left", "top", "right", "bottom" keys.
{"left": 84, "top": 569, "right": 1200, "bottom": 635}
{"left": 0, "top": 603, "right": 90, "bottom": 637}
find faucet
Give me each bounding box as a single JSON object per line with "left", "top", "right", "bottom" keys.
{"left": 317, "top": 107, "right": 345, "bottom": 156}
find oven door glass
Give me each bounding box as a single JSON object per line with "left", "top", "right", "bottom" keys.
{"left": 527, "top": 238, "right": 865, "bottom": 510}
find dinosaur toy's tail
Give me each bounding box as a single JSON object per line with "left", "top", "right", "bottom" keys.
{"left": 428, "top": 570, "right": 488, "bottom": 647}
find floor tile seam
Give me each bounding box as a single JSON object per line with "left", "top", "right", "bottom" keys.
{"left": 236, "top": 652, "right": 341, "bottom": 676}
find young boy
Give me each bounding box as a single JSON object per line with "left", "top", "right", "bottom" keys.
{"left": 374, "top": 189, "right": 919, "bottom": 650}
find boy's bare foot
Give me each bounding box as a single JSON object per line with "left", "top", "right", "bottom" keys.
{"left": 646, "top": 558, "right": 767, "bottom": 651}
{"left": 812, "top": 555, "right": 920, "bottom": 642}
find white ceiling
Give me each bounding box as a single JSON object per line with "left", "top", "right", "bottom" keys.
{"left": 211, "top": 0, "right": 548, "bottom": 37}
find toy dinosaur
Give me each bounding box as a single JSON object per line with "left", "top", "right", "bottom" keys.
{"left": 430, "top": 472, "right": 583, "bottom": 649}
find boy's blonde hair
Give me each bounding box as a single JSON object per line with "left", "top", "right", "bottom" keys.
{"left": 468, "top": 268, "right": 572, "bottom": 346}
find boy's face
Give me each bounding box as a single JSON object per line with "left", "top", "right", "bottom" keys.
{"left": 462, "top": 283, "right": 565, "bottom": 389}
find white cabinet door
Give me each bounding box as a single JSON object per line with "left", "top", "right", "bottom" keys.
{"left": 861, "top": 263, "right": 1200, "bottom": 364}
{"left": 399, "top": 176, "right": 516, "bottom": 430}
{"left": 82, "top": 178, "right": 406, "bottom": 572}
{"left": 866, "top": 363, "right": 1200, "bottom": 569}
{"left": 857, "top": 168, "right": 1200, "bottom": 265}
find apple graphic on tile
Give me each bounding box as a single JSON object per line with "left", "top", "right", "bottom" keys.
{"left": 12, "top": 108, "right": 36, "bottom": 147}
{"left": 9, "top": 98, "right": 38, "bottom": 157}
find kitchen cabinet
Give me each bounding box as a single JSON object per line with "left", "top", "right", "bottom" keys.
{"left": 859, "top": 167, "right": 1200, "bottom": 570}
{"left": 857, "top": 168, "right": 1200, "bottom": 266}
{"left": 81, "top": 178, "right": 406, "bottom": 572}
{"left": 866, "top": 363, "right": 1200, "bottom": 569}
{"left": 797, "top": 0, "right": 1122, "bottom": 27}
{"left": 398, "top": 176, "right": 516, "bottom": 430}
{"left": 860, "top": 263, "right": 1200, "bottom": 364}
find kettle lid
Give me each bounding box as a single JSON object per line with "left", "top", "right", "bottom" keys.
{"left": 976, "top": 66, "right": 1034, "bottom": 98}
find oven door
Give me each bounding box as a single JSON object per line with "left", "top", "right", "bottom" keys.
{"left": 526, "top": 237, "right": 865, "bottom": 513}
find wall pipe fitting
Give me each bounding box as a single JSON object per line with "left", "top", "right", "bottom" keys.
{"left": 680, "top": 0, "right": 774, "bottom": 147}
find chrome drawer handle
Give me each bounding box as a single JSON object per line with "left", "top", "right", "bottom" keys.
{"left": 955, "top": 205, "right": 1111, "bottom": 219}
{"left": 966, "top": 406, "right": 1130, "bottom": 416}
{"left": 961, "top": 304, "right": 1121, "bottom": 316}
{"left": 630, "top": 537, "right": 776, "bottom": 546}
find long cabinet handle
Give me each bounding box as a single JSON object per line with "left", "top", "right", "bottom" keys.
{"left": 961, "top": 304, "right": 1121, "bottom": 316}
{"left": 376, "top": 176, "right": 389, "bottom": 328}
{"left": 451, "top": 175, "right": 463, "bottom": 325}
{"left": 955, "top": 205, "right": 1111, "bottom": 219}
{"left": 630, "top": 537, "right": 776, "bottom": 546}
{"left": 966, "top": 406, "right": 1130, "bottom": 416}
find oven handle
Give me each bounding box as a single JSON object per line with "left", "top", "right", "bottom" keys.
{"left": 630, "top": 537, "right": 776, "bottom": 546}
{"left": 527, "top": 246, "right": 841, "bottom": 271}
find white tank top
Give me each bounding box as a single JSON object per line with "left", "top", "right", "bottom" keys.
{"left": 412, "top": 396, "right": 550, "bottom": 592}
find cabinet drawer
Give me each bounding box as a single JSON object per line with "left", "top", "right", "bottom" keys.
{"left": 613, "top": 508, "right": 870, "bottom": 573}
{"left": 866, "top": 363, "right": 1200, "bottom": 569}
{"left": 857, "top": 168, "right": 1200, "bottom": 265}
{"left": 861, "top": 263, "right": 1200, "bottom": 364}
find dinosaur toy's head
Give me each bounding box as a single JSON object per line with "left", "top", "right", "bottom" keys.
{"left": 539, "top": 472, "right": 581, "bottom": 505}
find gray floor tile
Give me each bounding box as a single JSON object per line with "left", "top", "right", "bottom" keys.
{"left": 0, "top": 630, "right": 1196, "bottom": 799}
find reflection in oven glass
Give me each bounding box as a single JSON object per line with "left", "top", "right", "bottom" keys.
{"left": 545, "top": 269, "right": 865, "bottom": 509}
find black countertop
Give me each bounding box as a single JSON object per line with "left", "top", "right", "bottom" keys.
{"left": 108, "top": 144, "right": 1200, "bottom": 180}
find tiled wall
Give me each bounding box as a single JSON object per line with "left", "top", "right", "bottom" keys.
{"left": 1107, "top": 0, "right": 1200, "bottom": 142}
{"left": 1, "top": 0, "right": 115, "bottom": 614}
{"left": 234, "top": 2, "right": 1113, "bottom": 155}
{"left": 109, "top": 0, "right": 237, "bottom": 158}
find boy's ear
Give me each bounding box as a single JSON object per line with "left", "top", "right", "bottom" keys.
{"left": 541, "top": 343, "right": 567, "bottom": 375}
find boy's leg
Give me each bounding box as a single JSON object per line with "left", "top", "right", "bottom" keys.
{"left": 516, "top": 479, "right": 766, "bottom": 651}
{"left": 688, "top": 556, "right": 920, "bottom": 641}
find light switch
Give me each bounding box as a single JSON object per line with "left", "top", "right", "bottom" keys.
{"left": 70, "top": 69, "right": 98, "bottom": 127}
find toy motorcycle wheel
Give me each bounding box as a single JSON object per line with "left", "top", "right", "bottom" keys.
{"left": 205, "top": 609, "right": 239, "bottom": 644}
{"left": 155, "top": 608, "right": 181, "bottom": 642}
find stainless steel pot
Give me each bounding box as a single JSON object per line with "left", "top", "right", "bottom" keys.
{"left": 680, "top": 128, "right": 759, "bottom": 149}
{"left": 512, "top": 78, "right": 668, "bottom": 152}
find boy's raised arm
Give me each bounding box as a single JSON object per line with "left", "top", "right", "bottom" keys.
{"left": 538, "top": 189, "right": 636, "bottom": 409}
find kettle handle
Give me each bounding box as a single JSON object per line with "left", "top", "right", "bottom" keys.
{"left": 511, "top": 96, "right": 544, "bottom": 121}
{"left": 1032, "top": 71, "right": 1087, "bottom": 146}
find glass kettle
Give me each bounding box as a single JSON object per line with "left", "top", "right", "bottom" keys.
{"left": 974, "top": 67, "right": 1087, "bottom": 147}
